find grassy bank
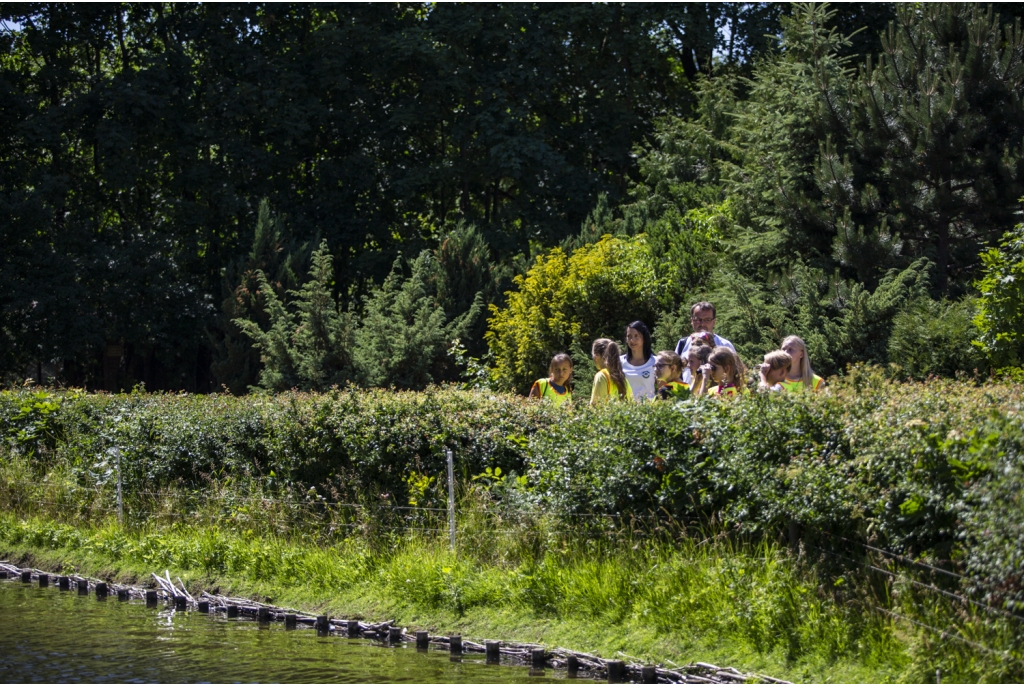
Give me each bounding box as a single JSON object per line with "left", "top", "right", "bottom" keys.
{"left": 2, "top": 371, "right": 1023, "bottom": 682}
{"left": 1, "top": 509, "right": 1019, "bottom": 684}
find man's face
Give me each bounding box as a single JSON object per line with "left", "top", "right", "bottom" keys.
{"left": 691, "top": 307, "right": 715, "bottom": 334}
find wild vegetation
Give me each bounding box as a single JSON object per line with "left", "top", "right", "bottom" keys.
{"left": 1, "top": 371, "right": 1023, "bottom": 680}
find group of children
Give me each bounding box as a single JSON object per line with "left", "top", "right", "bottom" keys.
{"left": 528, "top": 321, "right": 824, "bottom": 406}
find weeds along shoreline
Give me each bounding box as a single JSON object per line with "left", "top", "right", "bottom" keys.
{"left": 1, "top": 366, "right": 1023, "bottom": 682}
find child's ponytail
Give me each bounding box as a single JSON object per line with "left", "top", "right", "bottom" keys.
{"left": 592, "top": 338, "right": 628, "bottom": 396}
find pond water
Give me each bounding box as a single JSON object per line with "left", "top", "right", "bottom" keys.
{"left": 0, "top": 579, "right": 567, "bottom": 683}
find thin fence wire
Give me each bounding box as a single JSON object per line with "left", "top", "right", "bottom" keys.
{"left": 871, "top": 605, "right": 1021, "bottom": 663}
{"left": 812, "top": 544, "right": 1024, "bottom": 625}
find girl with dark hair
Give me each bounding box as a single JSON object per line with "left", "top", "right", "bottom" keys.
{"left": 590, "top": 338, "right": 633, "bottom": 404}
{"left": 621, "top": 320, "right": 656, "bottom": 400}
{"left": 529, "top": 352, "right": 573, "bottom": 405}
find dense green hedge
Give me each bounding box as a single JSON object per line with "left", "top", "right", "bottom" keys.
{"left": 2, "top": 369, "right": 1023, "bottom": 612}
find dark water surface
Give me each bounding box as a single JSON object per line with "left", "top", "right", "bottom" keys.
{"left": 0, "top": 580, "right": 566, "bottom": 683}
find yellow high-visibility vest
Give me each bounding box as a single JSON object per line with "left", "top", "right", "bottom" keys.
{"left": 778, "top": 375, "right": 823, "bottom": 393}
{"left": 531, "top": 378, "right": 571, "bottom": 405}
{"left": 599, "top": 368, "right": 633, "bottom": 400}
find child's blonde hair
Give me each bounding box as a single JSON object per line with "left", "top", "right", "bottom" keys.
{"left": 708, "top": 346, "right": 745, "bottom": 390}
{"left": 782, "top": 335, "right": 816, "bottom": 389}
{"left": 763, "top": 349, "right": 792, "bottom": 373}
{"left": 592, "top": 338, "right": 627, "bottom": 395}
{"left": 760, "top": 350, "right": 792, "bottom": 390}
{"left": 655, "top": 350, "right": 683, "bottom": 377}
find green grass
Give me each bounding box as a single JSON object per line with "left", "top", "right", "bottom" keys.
{"left": 2, "top": 510, "right": 1017, "bottom": 684}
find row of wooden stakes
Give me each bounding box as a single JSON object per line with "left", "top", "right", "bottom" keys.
{"left": 0, "top": 561, "right": 789, "bottom": 685}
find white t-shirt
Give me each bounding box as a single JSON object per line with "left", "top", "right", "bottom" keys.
{"left": 675, "top": 333, "right": 736, "bottom": 384}
{"left": 620, "top": 354, "right": 657, "bottom": 400}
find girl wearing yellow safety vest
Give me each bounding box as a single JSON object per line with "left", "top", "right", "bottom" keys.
{"left": 590, "top": 338, "right": 633, "bottom": 405}
{"left": 528, "top": 352, "right": 573, "bottom": 405}
{"left": 779, "top": 335, "right": 825, "bottom": 392}
{"left": 654, "top": 351, "right": 690, "bottom": 401}
{"left": 695, "top": 346, "right": 746, "bottom": 397}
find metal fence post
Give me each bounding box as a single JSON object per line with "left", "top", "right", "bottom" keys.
{"left": 446, "top": 448, "right": 455, "bottom": 550}
{"left": 115, "top": 447, "right": 123, "bottom": 524}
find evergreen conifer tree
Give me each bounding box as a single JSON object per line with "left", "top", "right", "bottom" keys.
{"left": 355, "top": 251, "right": 482, "bottom": 389}
{"left": 822, "top": 4, "right": 1024, "bottom": 293}
{"left": 235, "top": 240, "right": 354, "bottom": 391}
{"left": 211, "top": 199, "right": 312, "bottom": 393}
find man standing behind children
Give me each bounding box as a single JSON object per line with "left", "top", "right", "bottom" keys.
{"left": 674, "top": 302, "right": 736, "bottom": 384}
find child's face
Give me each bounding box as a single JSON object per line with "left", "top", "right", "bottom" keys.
{"left": 654, "top": 360, "right": 677, "bottom": 382}
{"left": 782, "top": 342, "right": 803, "bottom": 369}
{"left": 687, "top": 352, "right": 702, "bottom": 374}
{"left": 592, "top": 354, "right": 605, "bottom": 370}
{"left": 710, "top": 361, "right": 729, "bottom": 383}
{"left": 550, "top": 361, "right": 572, "bottom": 386}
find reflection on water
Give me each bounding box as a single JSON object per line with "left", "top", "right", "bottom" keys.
{"left": 0, "top": 581, "right": 564, "bottom": 683}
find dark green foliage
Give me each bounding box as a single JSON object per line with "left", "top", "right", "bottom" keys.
{"left": 974, "top": 219, "right": 1024, "bottom": 367}
{"left": 211, "top": 199, "right": 314, "bottom": 394}
{"left": 888, "top": 298, "right": 987, "bottom": 379}
{"left": 709, "top": 258, "right": 932, "bottom": 374}
{"left": 5, "top": 4, "right": 1023, "bottom": 389}
{"left": 430, "top": 223, "right": 510, "bottom": 358}
{"left": 236, "top": 241, "right": 356, "bottom": 391}
{"left": 820, "top": 4, "right": 1024, "bottom": 293}
{"left": 354, "top": 251, "right": 482, "bottom": 389}
{"left": 0, "top": 3, "right": 737, "bottom": 388}
{"left": 961, "top": 432, "right": 1024, "bottom": 612}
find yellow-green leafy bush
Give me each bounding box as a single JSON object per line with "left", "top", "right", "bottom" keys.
{"left": 485, "top": 234, "right": 668, "bottom": 393}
